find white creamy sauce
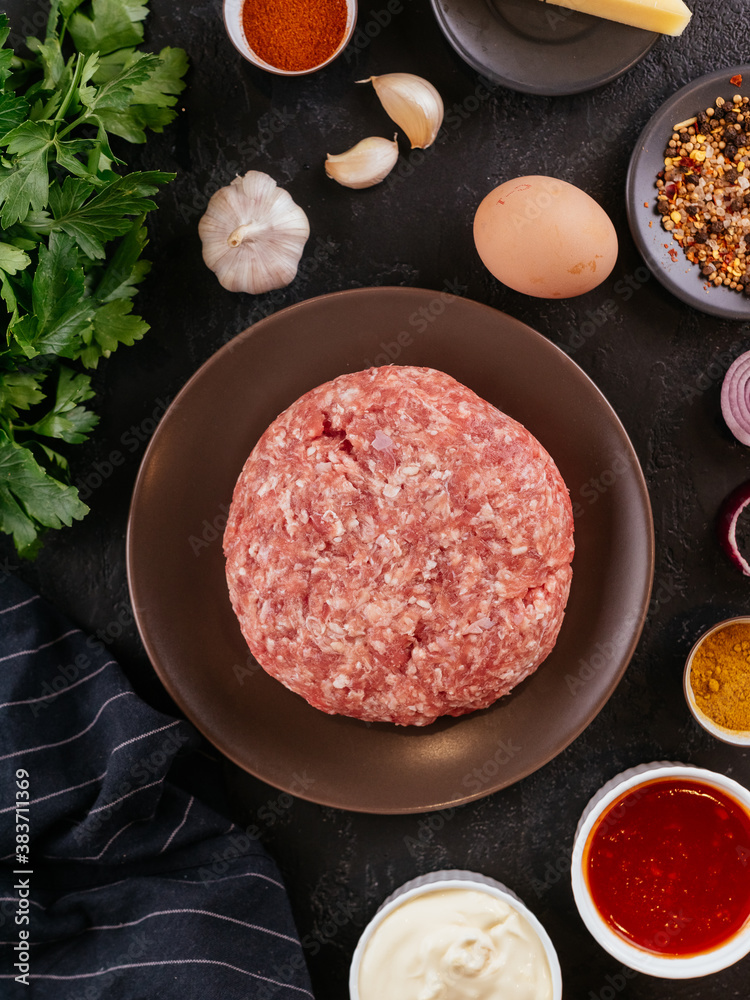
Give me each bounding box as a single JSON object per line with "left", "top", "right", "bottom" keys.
{"left": 358, "top": 888, "right": 553, "bottom": 1000}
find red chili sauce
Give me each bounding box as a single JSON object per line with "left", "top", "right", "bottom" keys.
{"left": 584, "top": 778, "right": 750, "bottom": 956}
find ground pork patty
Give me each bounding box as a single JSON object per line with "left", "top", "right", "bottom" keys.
{"left": 223, "top": 365, "right": 574, "bottom": 727}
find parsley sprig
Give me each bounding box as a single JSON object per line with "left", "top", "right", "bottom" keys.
{"left": 0, "top": 0, "right": 187, "bottom": 557}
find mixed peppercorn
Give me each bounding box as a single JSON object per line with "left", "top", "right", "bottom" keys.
{"left": 656, "top": 93, "right": 750, "bottom": 295}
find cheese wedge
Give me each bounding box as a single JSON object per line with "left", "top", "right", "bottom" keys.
{"left": 540, "top": 0, "right": 692, "bottom": 36}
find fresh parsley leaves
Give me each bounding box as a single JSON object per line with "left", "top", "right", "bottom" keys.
{"left": 0, "top": 0, "right": 187, "bottom": 556}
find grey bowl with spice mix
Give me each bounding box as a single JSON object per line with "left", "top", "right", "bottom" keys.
{"left": 683, "top": 615, "right": 750, "bottom": 746}
{"left": 223, "top": 0, "right": 357, "bottom": 76}
{"left": 626, "top": 67, "right": 750, "bottom": 321}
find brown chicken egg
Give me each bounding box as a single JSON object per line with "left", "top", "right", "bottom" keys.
{"left": 473, "top": 176, "right": 618, "bottom": 298}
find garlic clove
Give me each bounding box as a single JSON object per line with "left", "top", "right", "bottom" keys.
{"left": 325, "top": 135, "right": 399, "bottom": 189}
{"left": 198, "top": 170, "right": 310, "bottom": 294}
{"left": 358, "top": 73, "right": 444, "bottom": 149}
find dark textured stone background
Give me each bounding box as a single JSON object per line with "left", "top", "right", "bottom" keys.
{"left": 4, "top": 0, "right": 750, "bottom": 996}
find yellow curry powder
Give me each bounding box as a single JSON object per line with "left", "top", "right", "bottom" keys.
{"left": 690, "top": 622, "right": 750, "bottom": 732}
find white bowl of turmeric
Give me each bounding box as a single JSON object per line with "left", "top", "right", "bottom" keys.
{"left": 684, "top": 616, "right": 750, "bottom": 746}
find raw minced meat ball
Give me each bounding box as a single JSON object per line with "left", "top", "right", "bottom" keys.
{"left": 223, "top": 365, "right": 574, "bottom": 726}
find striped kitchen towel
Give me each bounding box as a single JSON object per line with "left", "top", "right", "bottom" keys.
{"left": 0, "top": 572, "right": 314, "bottom": 999}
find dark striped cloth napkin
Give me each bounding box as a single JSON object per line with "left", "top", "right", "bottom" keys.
{"left": 0, "top": 573, "right": 313, "bottom": 999}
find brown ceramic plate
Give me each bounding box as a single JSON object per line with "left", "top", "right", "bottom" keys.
{"left": 126, "top": 287, "right": 654, "bottom": 814}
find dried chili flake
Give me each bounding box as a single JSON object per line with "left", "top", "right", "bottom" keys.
{"left": 731, "top": 74, "right": 744, "bottom": 88}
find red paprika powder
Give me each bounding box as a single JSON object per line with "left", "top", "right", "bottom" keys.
{"left": 242, "top": 0, "right": 349, "bottom": 73}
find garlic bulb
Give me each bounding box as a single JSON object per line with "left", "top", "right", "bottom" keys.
{"left": 359, "top": 73, "right": 444, "bottom": 149}
{"left": 198, "top": 171, "right": 310, "bottom": 294}
{"left": 325, "top": 135, "right": 399, "bottom": 189}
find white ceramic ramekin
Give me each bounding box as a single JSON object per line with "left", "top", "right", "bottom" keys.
{"left": 349, "top": 869, "right": 562, "bottom": 1000}
{"left": 683, "top": 617, "right": 750, "bottom": 746}
{"left": 571, "top": 761, "right": 750, "bottom": 978}
{"left": 223, "top": 0, "right": 358, "bottom": 76}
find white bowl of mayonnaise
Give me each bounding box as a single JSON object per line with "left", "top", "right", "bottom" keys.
{"left": 349, "top": 869, "right": 562, "bottom": 1000}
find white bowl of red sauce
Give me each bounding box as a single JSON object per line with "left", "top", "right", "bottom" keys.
{"left": 571, "top": 762, "right": 750, "bottom": 977}
{"left": 223, "top": 0, "right": 357, "bottom": 76}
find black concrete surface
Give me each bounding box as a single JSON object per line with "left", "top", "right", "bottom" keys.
{"left": 4, "top": 1, "right": 750, "bottom": 997}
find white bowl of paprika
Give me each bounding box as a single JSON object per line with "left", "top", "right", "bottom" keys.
{"left": 684, "top": 616, "right": 750, "bottom": 746}
{"left": 223, "top": 0, "right": 358, "bottom": 76}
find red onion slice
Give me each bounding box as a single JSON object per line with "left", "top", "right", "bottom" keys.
{"left": 721, "top": 351, "right": 750, "bottom": 446}
{"left": 718, "top": 480, "right": 750, "bottom": 575}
